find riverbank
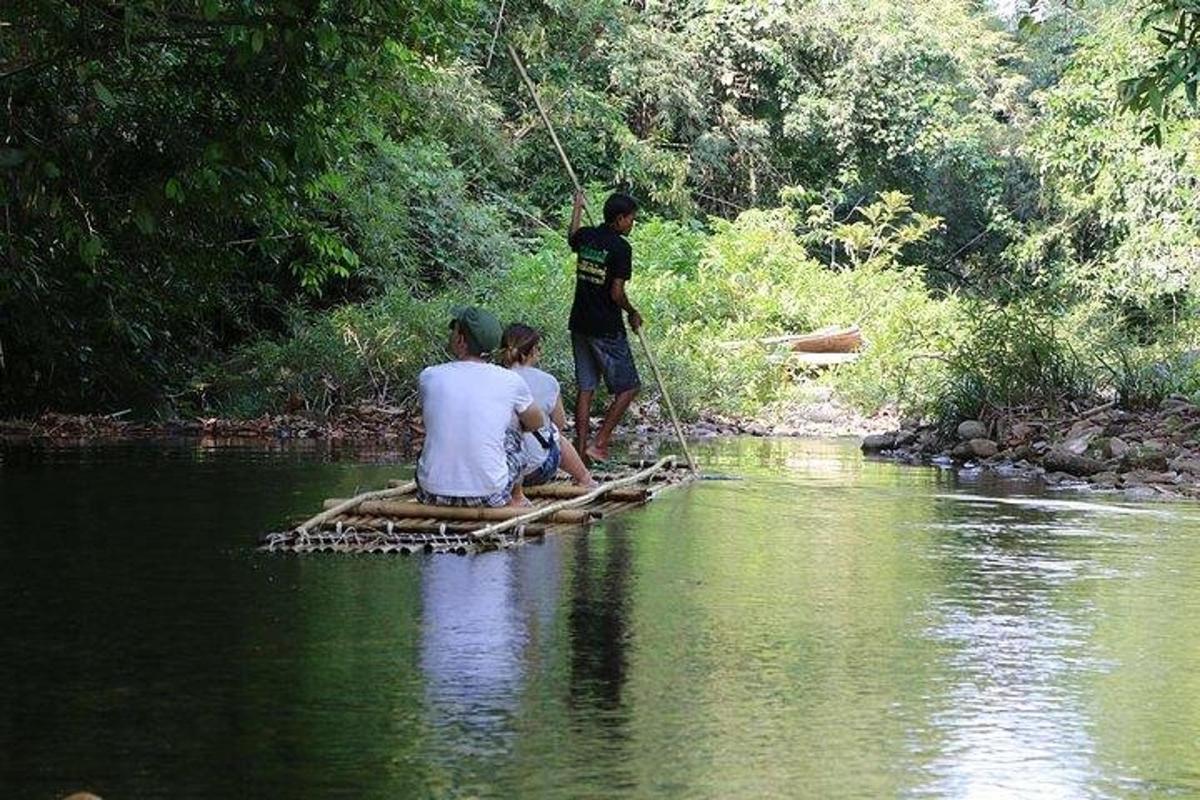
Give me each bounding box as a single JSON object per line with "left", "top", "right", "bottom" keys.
{"left": 0, "top": 389, "right": 891, "bottom": 449}
{"left": 863, "top": 395, "right": 1200, "bottom": 502}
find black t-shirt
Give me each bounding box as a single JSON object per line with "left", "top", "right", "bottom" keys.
{"left": 568, "top": 225, "right": 632, "bottom": 336}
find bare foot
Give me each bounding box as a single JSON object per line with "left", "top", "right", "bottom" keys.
{"left": 585, "top": 444, "right": 609, "bottom": 463}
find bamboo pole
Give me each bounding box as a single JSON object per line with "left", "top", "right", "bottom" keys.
{"left": 635, "top": 328, "right": 697, "bottom": 473}
{"left": 387, "top": 480, "right": 651, "bottom": 501}
{"left": 295, "top": 481, "right": 416, "bottom": 534}
{"left": 468, "top": 456, "right": 677, "bottom": 541}
{"left": 524, "top": 484, "right": 649, "bottom": 502}
{"left": 506, "top": 42, "right": 593, "bottom": 224}
{"left": 321, "top": 499, "right": 597, "bottom": 524}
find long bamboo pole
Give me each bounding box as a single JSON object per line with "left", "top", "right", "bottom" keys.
{"left": 321, "top": 499, "right": 596, "bottom": 524}
{"left": 636, "top": 328, "right": 697, "bottom": 473}
{"left": 295, "top": 482, "right": 417, "bottom": 534}
{"left": 506, "top": 42, "right": 594, "bottom": 225}
{"left": 506, "top": 44, "right": 693, "bottom": 473}
{"left": 469, "top": 456, "right": 677, "bottom": 541}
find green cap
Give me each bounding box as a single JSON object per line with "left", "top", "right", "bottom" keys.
{"left": 451, "top": 305, "right": 503, "bottom": 354}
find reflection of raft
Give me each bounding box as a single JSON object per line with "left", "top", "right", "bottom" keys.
{"left": 259, "top": 456, "right": 696, "bottom": 555}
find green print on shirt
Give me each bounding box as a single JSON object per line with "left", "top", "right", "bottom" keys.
{"left": 579, "top": 245, "right": 608, "bottom": 264}
{"left": 577, "top": 245, "right": 609, "bottom": 285}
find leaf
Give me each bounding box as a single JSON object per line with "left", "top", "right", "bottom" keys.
{"left": 202, "top": 0, "right": 220, "bottom": 20}
{"left": 93, "top": 80, "right": 117, "bottom": 108}
{"left": 251, "top": 29, "right": 265, "bottom": 54}
{"left": 79, "top": 235, "right": 103, "bottom": 266}
{"left": 42, "top": 161, "right": 61, "bottom": 179}
{"left": 164, "top": 177, "right": 184, "bottom": 202}
{"left": 133, "top": 207, "right": 156, "bottom": 234}
{"left": 0, "top": 148, "right": 27, "bottom": 168}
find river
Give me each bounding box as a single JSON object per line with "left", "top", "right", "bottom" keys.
{"left": 1, "top": 437, "right": 1197, "bottom": 798}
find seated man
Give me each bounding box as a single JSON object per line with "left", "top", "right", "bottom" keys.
{"left": 416, "top": 305, "right": 546, "bottom": 508}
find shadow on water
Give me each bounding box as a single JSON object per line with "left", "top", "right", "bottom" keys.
{"left": 2, "top": 437, "right": 1200, "bottom": 798}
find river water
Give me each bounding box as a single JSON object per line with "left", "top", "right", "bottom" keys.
{"left": 1, "top": 437, "right": 1198, "bottom": 799}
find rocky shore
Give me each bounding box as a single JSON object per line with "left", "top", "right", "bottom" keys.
{"left": 1, "top": 386, "right": 886, "bottom": 448}
{"left": 862, "top": 396, "right": 1200, "bottom": 501}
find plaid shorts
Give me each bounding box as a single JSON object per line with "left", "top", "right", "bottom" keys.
{"left": 416, "top": 429, "right": 525, "bottom": 508}
{"left": 523, "top": 434, "right": 562, "bottom": 487}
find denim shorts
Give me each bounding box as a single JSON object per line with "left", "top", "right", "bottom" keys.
{"left": 523, "top": 435, "right": 562, "bottom": 487}
{"left": 416, "top": 429, "right": 524, "bottom": 508}
{"left": 572, "top": 331, "right": 641, "bottom": 394}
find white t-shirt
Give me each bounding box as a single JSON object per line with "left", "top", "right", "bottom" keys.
{"left": 512, "top": 365, "right": 561, "bottom": 474}
{"left": 417, "top": 361, "right": 534, "bottom": 496}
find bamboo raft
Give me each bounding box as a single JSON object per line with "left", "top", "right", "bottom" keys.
{"left": 259, "top": 456, "right": 696, "bottom": 555}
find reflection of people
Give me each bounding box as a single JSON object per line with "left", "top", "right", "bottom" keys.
{"left": 416, "top": 306, "right": 545, "bottom": 508}
{"left": 499, "top": 323, "right": 596, "bottom": 489}
{"left": 419, "top": 540, "right": 566, "bottom": 755}
{"left": 567, "top": 192, "right": 643, "bottom": 464}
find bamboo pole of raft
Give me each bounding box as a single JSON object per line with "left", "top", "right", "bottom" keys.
{"left": 635, "top": 328, "right": 698, "bottom": 473}
{"left": 468, "top": 456, "right": 677, "bottom": 541}
{"left": 295, "top": 481, "right": 417, "bottom": 534}
{"left": 321, "top": 499, "right": 597, "bottom": 525}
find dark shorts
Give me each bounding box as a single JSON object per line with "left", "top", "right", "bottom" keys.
{"left": 571, "top": 331, "right": 641, "bottom": 395}
{"left": 416, "top": 429, "right": 524, "bottom": 508}
{"left": 524, "top": 435, "right": 561, "bottom": 487}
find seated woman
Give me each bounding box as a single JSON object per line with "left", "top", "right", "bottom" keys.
{"left": 500, "top": 323, "right": 597, "bottom": 490}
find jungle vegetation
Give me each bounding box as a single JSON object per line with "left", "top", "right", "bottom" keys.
{"left": 3, "top": 0, "right": 1200, "bottom": 422}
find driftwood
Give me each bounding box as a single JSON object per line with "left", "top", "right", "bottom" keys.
{"left": 321, "top": 498, "right": 598, "bottom": 524}
{"left": 720, "top": 325, "right": 862, "bottom": 353}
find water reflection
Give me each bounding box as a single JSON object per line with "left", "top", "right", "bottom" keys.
{"left": 3, "top": 437, "right": 1200, "bottom": 798}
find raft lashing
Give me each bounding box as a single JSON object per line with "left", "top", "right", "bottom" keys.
{"left": 259, "top": 456, "right": 695, "bottom": 555}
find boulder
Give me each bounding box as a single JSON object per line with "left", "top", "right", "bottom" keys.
{"left": 1066, "top": 420, "right": 1102, "bottom": 441}
{"left": 1169, "top": 457, "right": 1200, "bottom": 475}
{"left": 1124, "top": 469, "right": 1178, "bottom": 485}
{"left": 1042, "top": 448, "right": 1107, "bottom": 477}
{"left": 1005, "top": 422, "right": 1036, "bottom": 446}
{"left": 861, "top": 433, "right": 897, "bottom": 453}
{"left": 1062, "top": 433, "right": 1097, "bottom": 456}
{"left": 956, "top": 420, "right": 987, "bottom": 441}
{"left": 1121, "top": 445, "right": 1169, "bottom": 472}
{"left": 1105, "top": 436, "right": 1129, "bottom": 460}
{"left": 1089, "top": 471, "right": 1120, "bottom": 488}
{"left": 894, "top": 429, "right": 918, "bottom": 448}
{"left": 966, "top": 438, "right": 998, "bottom": 458}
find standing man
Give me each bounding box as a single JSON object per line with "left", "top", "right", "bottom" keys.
{"left": 568, "top": 191, "right": 643, "bottom": 464}
{"left": 417, "top": 305, "right": 545, "bottom": 508}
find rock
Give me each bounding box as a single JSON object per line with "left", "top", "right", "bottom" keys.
{"left": 1066, "top": 420, "right": 1101, "bottom": 441}
{"left": 1106, "top": 436, "right": 1129, "bottom": 460}
{"left": 1121, "top": 445, "right": 1169, "bottom": 472}
{"left": 1089, "top": 471, "right": 1120, "bottom": 488}
{"left": 1011, "top": 444, "right": 1036, "bottom": 462}
{"left": 1170, "top": 457, "right": 1200, "bottom": 475}
{"left": 894, "top": 429, "right": 918, "bottom": 448}
{"left": 1124, "top": 469, "right": 1178, "bottom": 485}
{"left": 1032, "top": 439, "right": 1050, "bottom": 454}
{"left": 1062, "top": 433, "right": 1096, "bottom": 456}
{"left": 1005, "top": 422, "right": 1036, "bottom": 446}
{"left": 951, "top": 438, "right": 998, "bottom": 460}
{"left": 967, "top": 438, "right": 998, "bottom": 458}
{"left": 957, "top": 420, "right": 987, "bottom": 441}
{"left": 861, "top": 433, "right": 897, "bottom": 453}
{"left": 1042, "top": 448, "right": 1107, "bottom": 477}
